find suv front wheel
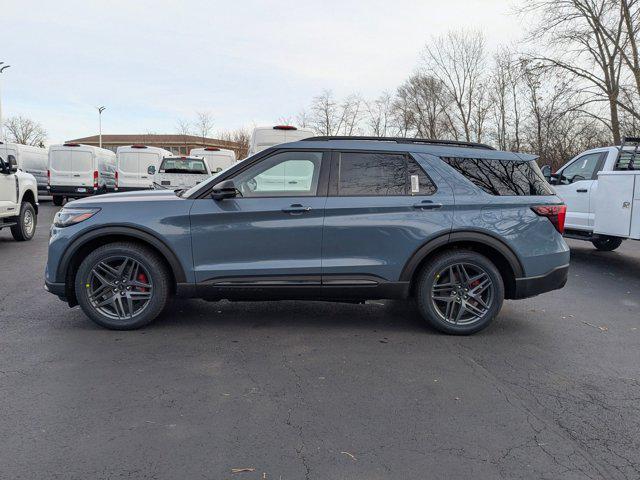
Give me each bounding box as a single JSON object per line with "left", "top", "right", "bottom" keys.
{"left": 415, "top": 250, "right": 504, "bottom": 335}
{"left": 75, "top": 242, "right": 171, "bottom": 330}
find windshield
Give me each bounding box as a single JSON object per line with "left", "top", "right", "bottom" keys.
{"left": 159, "top": 158, "right": 207, "bottom": 174}
{"left": 181, "top": 160, "right": 243, "bottom": 197}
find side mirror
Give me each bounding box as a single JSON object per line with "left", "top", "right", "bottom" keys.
{"left": 147, "top": 165, "right": 156, "bottom": 175}
{"left": 211, "top": 179, "right": 238, "bottom": 200}
{"left": 0, "top": 157, "right": 10, "bottom": 175}
{"left": 540, "top": 165, "right": 552, "bottom": 180}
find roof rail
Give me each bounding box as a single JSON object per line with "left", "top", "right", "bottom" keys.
{"left": 301, "top": 136, "right": 495, "bottom": 150}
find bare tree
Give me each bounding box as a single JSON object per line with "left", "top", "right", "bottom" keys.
{"left": 309, "top": 90, "right": 339, "bottom": 135}
{"left": 421, "top": 29, "right": 488, "bottom": 142}
{"left": 4, "top": 116, "right": 47, "bottom": 146}
{"left": 365, "top": 92, "right": 393, "bottom": 136}
{"left": 523, "top": 0, "right": 628, "bottom": 143}
{"left": 194, "top": 111, "right": 214, "bottom": 145}
{"left": 218, "top": 128, "right": 251, "bottom": 159}
{"left": 175, "top": 118, "right": 192, "bottom": 136}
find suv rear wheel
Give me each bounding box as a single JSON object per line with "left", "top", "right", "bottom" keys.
{"left": 10, "top": 202, "right": 37, "bottom": 241}
{"left": 415, "top": 250, "right": 504, "bottom": 335}
{"left": 75, "top": 242, "right": 171, "bottom": 330}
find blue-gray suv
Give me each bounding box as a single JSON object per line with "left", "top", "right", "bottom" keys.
{"left": 45, "top": 137, "right": 569, "bottom": 334}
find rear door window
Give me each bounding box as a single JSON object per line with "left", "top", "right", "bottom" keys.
{"left": 51, "top": 151, "right": 72, "bottom": 172}
{"left": 335, "top": 152, "right": 436, "bottom": 196}
{"left": 442, "top": 157, "right": 554, "bottom": 196}
{"left": 119, "top": 153, "right": 139, "bottom": 173}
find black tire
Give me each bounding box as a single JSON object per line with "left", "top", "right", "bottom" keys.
{"left": 75, "top": 242, "right": 171, "bottom": 330}
{"left": 52, "top": 196, "right": 64, "bottom": 206}
{"left": 10, "top": 202, "right": 37, "bottom": 241}
{"left": 415, "top": 250, "right": 504, "bottom": 335}
{"left": 591, "top": 236, "right": 623, "bottom": 252}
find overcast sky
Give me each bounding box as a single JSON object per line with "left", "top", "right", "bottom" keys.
{"left": 2, "top": 0, "right": 526, "bottom": 144}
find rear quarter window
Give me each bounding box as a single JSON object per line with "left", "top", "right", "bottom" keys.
{"left": 442, "top": 157, "right": 554, "bottom": 196}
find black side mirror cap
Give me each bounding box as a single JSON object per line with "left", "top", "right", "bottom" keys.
{"left": 211, "top": 179, "right": 238, "bottom": 200}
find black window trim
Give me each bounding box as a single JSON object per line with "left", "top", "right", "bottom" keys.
{"left": 192, "top": 148, "right": 332, "bottom": 199}
{"left": 327, "top": 149, "right": 438, "bottom": 197}
{"left": 558, "top": 151, "right": 607, "bottom": 181}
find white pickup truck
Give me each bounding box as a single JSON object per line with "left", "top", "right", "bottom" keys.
{"left": 150, "top": 156, "right": 212, "bottom": 190}
{"left": 543, "top": 137, "right": 640, "bottom": 251}
{"left": 0, "top": 154, "right": 38, "bottom": 241}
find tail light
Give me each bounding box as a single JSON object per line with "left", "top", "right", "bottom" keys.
{"left": 93, "top": 170, "right": 99, "bottom": 189}
{"left": 47, "top": 169, "right": 50, "bottom": 186}
{"left": 532, "top": 204, "right": 566, "bottom": 234}
{"left": 114, "top": 170, "right": 118, "bottom": 188}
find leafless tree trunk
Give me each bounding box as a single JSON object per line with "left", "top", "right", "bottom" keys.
{"left": 4, "top": 116, "right": 47, "bottom": 146}
{"left": 195, "top": 111, "right": 214, "bottom": 146}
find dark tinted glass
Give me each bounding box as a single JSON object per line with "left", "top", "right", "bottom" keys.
{"left": 338, "top": 152, "right": 406, "bottom": 195}
{"left": 443, "top": 157, "right": 554, "bottom": 196}
{"left": 407, "top": 157, "right": 437, "bottom": 195}
{"left": 615, "top": 151, "right": 640, "bottom": 171}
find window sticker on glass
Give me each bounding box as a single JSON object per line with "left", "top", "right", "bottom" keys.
{"left": 410, "top": 175, "right": 420, "bottom": 193}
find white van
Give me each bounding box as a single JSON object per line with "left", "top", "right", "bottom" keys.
{"left": 116, "top": 145, "right": 172, "bottom": 191}
{"left": 189, "top": 147, "right": 237, "bottom": 173}
{"left": 247, "top": 125, "right": 315, "bottom": 157}
{"left": 0, "top": 142, "right": 48, "bottom": 194}
{"left": 48, "top": 143, "right": 116, "bottom": 206}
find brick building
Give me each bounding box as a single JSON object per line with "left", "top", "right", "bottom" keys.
{"left": 66, "top": 134, "right": 242, "bottom": 158}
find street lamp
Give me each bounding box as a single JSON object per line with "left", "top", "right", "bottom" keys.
{"left": 97, "top": 106, "right": 106, "bottom": 148}
{"left": 0, "top": 62, "right": 11, "bottom": 142}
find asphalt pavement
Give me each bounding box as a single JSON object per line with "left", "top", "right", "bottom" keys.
{"left": 1, "top": 202, "right": 639, "bottom": 480}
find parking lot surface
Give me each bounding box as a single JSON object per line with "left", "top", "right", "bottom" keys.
{"left": 1, "top": 202, "right": 639, "bottom": 480}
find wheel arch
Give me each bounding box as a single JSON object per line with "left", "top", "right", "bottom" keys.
{"left": 58, "top": 226, "right": 187, "bottom": 306}
{"left": 401, "top": 231, "right": 524, "bottom": 299}
{"left": 21, "top": 189, "right": 38, "bottom": 214}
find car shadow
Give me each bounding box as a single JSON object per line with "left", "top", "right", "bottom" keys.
{"left": 568, "top": 242, "right": 640, "bottom": 280}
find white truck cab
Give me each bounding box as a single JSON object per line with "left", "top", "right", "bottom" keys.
{"left": 0, "top": 142, "right": 48, "bottom": 195}
{"left": 0, "top": 154, "right": 38, "bottom": 241}
{"left": 189, "top": 147, "right": 236, "bottom": 173}
{"left": 48, "top": 143, "right": 116, "bottom": 206}
{"left": 115, "top": 145, "right": 172, "bottom": 192}
{"left": 545, "top": 137, "right": 640, "bottom": 251}
{"left": 247, "top": 125, "right": 314, "bottom": 157}
{"left": 151, "top": 156, "right": 212, "bottom": 190}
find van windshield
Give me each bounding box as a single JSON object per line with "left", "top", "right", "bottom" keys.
{"left": 159, "top": 158, "right": 207, "bottom": 174}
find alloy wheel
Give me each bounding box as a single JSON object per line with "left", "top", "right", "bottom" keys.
{"left": 23, "top": 209, "right": 34, "bottom": 236}
{"left": 86, "top": 256, "right": 153, "bottom": 320}
{"left": 431, "top": 262, "right": 494, "bottom": 325}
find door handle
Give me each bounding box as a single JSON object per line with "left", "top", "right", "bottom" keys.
{"left": 73, "top": 174, "right": 80, "bottom": 177}
{"left": 413, "top": 200, "right": 443, "bottom": 210}
{"left": 576, "top": 188, "right": 588, "bottom": 193}
{"left": 282, "top": 204, "right": 312, "bottom": 215}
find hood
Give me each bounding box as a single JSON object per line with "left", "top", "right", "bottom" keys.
{"left": 66, "top": 189, "right": 179, "bottom": 207}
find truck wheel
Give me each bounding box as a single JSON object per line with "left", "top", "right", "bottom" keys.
{"left": 591, "top": 236, "right": 623, "bottom": 251}
{"left": 75, "top": 242, "right": 171, "bottom": 330}
{"left": 52, "top": 196, "right": 64, "bottom": 206}
{"left": 10, "top": 202, "right": 37, "bottom": 241}
{"left": 415, "top": 250, "right": 504, "bottom": 335}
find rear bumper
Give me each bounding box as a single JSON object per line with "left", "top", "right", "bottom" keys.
{"left": 513, "top": 264, "right": 569, "bottom": 299}
{"left": 48, "top": 185, "right": 99, "bottom": 197}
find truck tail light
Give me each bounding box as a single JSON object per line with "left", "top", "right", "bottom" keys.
{"left": 532, "top": 204, "right": 566, "bottom": 234}
{"left": 93, "top": 170, "right": 99, "bottom": 189}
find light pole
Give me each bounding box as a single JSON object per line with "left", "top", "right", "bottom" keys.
{"left": 97, "top": 106, "right": 106, "bottom": 148}
{"left": 0, "top": 63, "right": 11, "bottom": 142}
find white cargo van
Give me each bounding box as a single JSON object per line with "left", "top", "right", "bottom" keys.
{"left": 0, "top": 142, "right": 48, "bottom": 194}
{"left": 48, "top": 143, "right": 116, "bottom": 206}
{"left": 115, "top": 145, "right": 172, "bottom": 191}
{"left": 247, "top": 125, "right": 314, "bottom": 157}
{"left": 189, "top": 147, "right": 236, "bottom": 173}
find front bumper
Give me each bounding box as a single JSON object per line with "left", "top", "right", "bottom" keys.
{"left": 44, "top": 279, "right": 67, "bottom": 300}
{"left": 513, "top": 264, "right": 569, "bottom": 299}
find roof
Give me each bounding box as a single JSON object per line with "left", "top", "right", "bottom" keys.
{"left": 66, "top": 134, "right": 239, "bottom": 148}
{"left": 280, "top": 138, "right": 537, "bottom": 161}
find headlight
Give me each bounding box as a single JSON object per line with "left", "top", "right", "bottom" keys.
{"left": 53, "top": 207, "right": 100, "bottom": 228}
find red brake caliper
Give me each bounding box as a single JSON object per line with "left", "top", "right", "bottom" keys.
{"left": 137, "top": 273, "right": 148, "bottom": 293}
